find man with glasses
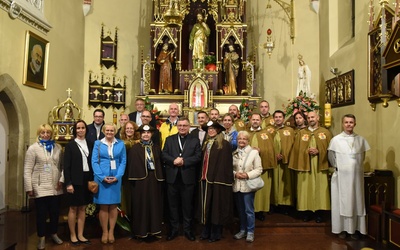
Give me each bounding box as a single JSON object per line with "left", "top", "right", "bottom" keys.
{"left": 162, "top": 117, "right": 201, "bottom": 241}
{"left": 86, "top": 109, "right": 105, "bottom": 145}
{"left": 141, "top": 110, "right": 160, "bottom": 146}
{"left": 128, "top": 98, "right": 156, "bottom": 127}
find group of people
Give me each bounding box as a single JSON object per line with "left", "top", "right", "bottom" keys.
{"left": 23, "top": 97, "right": 370, "bottom": 249}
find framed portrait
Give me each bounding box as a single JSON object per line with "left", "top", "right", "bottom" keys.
{"left": 23, "top": 30, "right": 49, "bottom": 90}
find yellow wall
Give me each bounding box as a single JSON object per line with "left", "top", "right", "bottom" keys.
{"left": 319, "top": 1, "right": 400, "bottom": 206}
{"left": 0, "top": 1, "right": 85, "bottom": 141}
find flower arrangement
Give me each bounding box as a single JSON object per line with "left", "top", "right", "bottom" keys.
{"left": 144, "top": 96, "right": 162, "bottom": 129}
{"left": 204, "top": 53, "right": 216, "bottom": 65}
{"left": 239, "top": 99, "right": 253, "bottom": 122}
{"left": 283, "top": 91, "right": 319, "bottom": 117}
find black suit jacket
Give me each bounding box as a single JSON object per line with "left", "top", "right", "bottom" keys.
{"left": 190, "top": 128, "right": 207, "bottom": 147}
{"left": 129, "top": 111, "right": 156, "bottom": 128}
{"left": 86, "top": 122, "right": 104, "bottom": 145}
{"left": 63, "top": 139, "right": 94, "bottom": 186}
{"left": 162, "top": 134, "right": 202, "bottom": 185}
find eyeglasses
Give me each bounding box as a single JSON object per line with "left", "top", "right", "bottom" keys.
{"left": 141, "top": 115, "right": 151, "bottom": 118}
{"left": 94, "top": 116, "right": 104, "bottom": 118}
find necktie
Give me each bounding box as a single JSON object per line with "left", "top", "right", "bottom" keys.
{"left": 136, "top": 112, "right": 142, "bottom": 126}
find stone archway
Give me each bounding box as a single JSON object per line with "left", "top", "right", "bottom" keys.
{"left": 0, "top": 74, "right": 30, "bottom": 210}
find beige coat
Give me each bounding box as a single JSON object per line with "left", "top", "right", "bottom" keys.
{"left": 232, "top": 146, "right": 263, "bottom": 193}
{"left": 24, "top": 142, "right": 63, "bottom": 198}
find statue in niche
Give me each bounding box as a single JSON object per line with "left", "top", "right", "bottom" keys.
{"left": 192, "top": 82, "right": 205, "bottom": 107}
{"left": 189, "top": 10, "right": 210, "bottom": 69}
{"left": 157, "top": 42, "right": 175, "bottom": 93}
{"left": 296, "top": 54, "right": 311, "bottom": 95}
{"left": 223, "top": 44, "right": 239, "bottom": 95}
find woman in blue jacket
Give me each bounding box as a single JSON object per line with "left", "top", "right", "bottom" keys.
{"left": 92, "top": 123, "right": 126, "bottom": 244}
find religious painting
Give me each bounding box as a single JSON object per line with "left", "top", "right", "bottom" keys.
{"left": 325, "top": 70, "right": 354, "bottom": 108}
{"left": 23, "top": 31, "right": 49, "bottom": 90}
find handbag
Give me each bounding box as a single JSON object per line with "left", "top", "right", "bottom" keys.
{"left": 241, "top": 149, "right": 264, "bottom": 192}
{"left": 88, "top": 181, "right": 98, "bottom": 193}
{"left": 246, "top": 177, "right": 264, "bottom": 191}
{"left": 88, "top": 143, "right": 100, "bottom": 194}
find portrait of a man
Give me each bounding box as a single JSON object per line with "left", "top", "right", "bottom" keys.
{"left": 23, "top": 31, "right": 49, "bottom": 90}
{"left": 26, "top": 44, "right": 44, "bottom": 85}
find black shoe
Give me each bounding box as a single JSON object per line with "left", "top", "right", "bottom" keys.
{"left": 199, "top": 235, "right": 209, "bottom": 240}
{"left": 78, "top": 239, "right": 91, "bottom": 245}
{"left": 184, "top": 231, "right": 195, "bottom": 241}
{"left": 315, "top": 216, "right": 322, "bottom": 223}
{"left": 166, "top": 231, "right": 179, "bottom": 241}
{"left": 303, "top": 215, "right": 311, "bottom": 222}
{"left": 208, "top": 238, "right": 220, "bottom": 243}
{"left": 255, "top": 212, "right": 265, "bottom": 221}
{"left": 70, "top": 240, "right": 80, "bottom": 246}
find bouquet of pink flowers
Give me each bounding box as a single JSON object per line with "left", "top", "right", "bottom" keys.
{"left": 283, "top": 91, "right": 319, "bottom": 117}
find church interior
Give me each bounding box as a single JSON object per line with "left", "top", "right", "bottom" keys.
{"left": 1, "top": 0, "right": 400, "bottom": 249}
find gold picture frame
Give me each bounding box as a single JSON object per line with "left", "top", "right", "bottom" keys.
{"left": 23, "top": 31, "right": 49, "bottom": 90}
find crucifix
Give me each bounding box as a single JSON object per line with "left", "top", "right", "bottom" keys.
{"left": 66, "top": 88, "right": 72, "bottom": 98}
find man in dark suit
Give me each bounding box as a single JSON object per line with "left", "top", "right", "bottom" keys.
{"left": 190, "top": 110, "right": 209, "bottom": 147}
{"left": 86, "top": 109, "right": 105, "bottom": 145}
{"left": 128, "top": 98, "right": 156, "bottom": 127}
{"left": 162, "top": 117, "right": 202, "bottom": 241}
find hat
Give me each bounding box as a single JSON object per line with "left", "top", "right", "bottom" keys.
{"left": 203, "top": 120, "right": 225, "bottom": 133}
{"left": 137, "top": 124, "right": 156, "bottom": 132}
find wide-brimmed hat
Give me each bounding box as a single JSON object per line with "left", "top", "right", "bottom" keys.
{"left": 202, "top": 120, "right": 225, "bottom": 133}
{"left": 137, "top": 124, "right": 156, "bottom": 133}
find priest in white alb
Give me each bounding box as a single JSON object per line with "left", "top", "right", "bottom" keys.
{"left": 328, "top": 114, "right": 370, "bottom": 240}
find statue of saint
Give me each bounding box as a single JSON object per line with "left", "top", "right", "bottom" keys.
{"left": 189, "top": 11, "right": 210, "bottom": 69}
{"left": 157, "top": 43, "right": 175, "bottom": 93}
{"left": 296, "top": 54, "right": 312, "bottom": 95}
{"left": 223, "top": 44, "right": 239, "bottom": 95}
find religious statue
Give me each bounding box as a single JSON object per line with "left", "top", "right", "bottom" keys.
{"left": 157, "top": 42, "right": 175, "bottom": 93}
{"left": 296, "top": 54, "right": 312, "bottom": 96}
{"left": 189, "top": 11, "right": 210, "bottom": 69}
{"left": 223, "top": 44, "right": 239, "bottom": 95}
{"left": 193, "top": 82, "right": 204, "bottom": 107}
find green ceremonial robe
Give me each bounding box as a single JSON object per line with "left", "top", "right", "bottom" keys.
{"left": 289, "top": 127, "right": 332, "bottom": 211}
{"left": 272, "top": 126, "right": 295, "bottom": 206}
{"left": 248, "top": 128, "right": 276, "bottom": 212}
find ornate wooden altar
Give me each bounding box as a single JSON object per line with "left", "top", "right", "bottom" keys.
{"left": 140, "top": 0, "right": 259, "bottom": 122}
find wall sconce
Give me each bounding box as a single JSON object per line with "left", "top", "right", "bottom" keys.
{"left": 268, "top": 0, "right": 295, "bottom": 43}
{"left": 330, "top": 67, "right": 340, "bottom": 78}
{"left": 263, "top": 29, "right": 275, "bottom": 58}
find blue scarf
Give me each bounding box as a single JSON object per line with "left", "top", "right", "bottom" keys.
{"left": 39, "top": 138, "right": 55, "bottom": 153}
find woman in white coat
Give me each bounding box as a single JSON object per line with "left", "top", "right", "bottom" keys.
{"left": 232, "top": 130, "right": 262, "bottom": 243}
{"left": 24, "top": 124, "right": 64, "bottom": 249}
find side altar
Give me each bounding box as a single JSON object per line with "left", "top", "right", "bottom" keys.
{"left": 139, "top": 0, "right": 259, "bottom": 121}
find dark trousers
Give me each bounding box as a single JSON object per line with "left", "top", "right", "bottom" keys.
{"left": 35, "top": 195, "right": 60, "bottom": 237}
{"left": 167, "top": 174, "right": 195, "bottom": 233}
